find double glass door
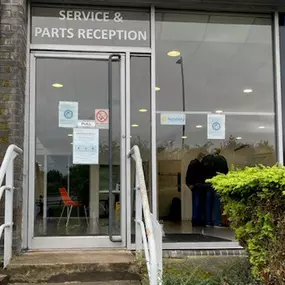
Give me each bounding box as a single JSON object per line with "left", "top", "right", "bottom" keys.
{"left": 28, "top": 53, "right": 128, "bottom": 248}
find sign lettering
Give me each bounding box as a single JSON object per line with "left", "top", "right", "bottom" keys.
{"left": 32, "top": 7, "right": 150, "bottom": 47}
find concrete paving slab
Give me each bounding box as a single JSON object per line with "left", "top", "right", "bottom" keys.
{"left": 12, "top": 282, "right": 141, "bottom": 285}
{"left": 9, "top": 250, "right": 135, "bottom": 266}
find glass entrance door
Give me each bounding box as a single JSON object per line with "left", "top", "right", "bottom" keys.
{"left": 28, "top": 53, "right": 126, "bottom": 249}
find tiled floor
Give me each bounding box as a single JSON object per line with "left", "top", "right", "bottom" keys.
{"left": 162, "top": 220, "right": 236, "bottom": 241}
{"left": 34, "top": 217, "right": 120, "bottom": 236}
{"left": 35, "top": 217, "right": 235, "bottom": 242}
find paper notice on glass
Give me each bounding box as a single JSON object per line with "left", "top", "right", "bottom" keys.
{"left": 207, "top": 114, "right": 226, "bottom": 140}
{"left": 73, "top": 128, "right": 99, "bottom": 165}
{"left": 58, "top": 101, "right": 78, "bottom": 128}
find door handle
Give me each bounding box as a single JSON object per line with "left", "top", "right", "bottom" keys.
{"left": 108, "top": 54, "right": 122, "bottom": 243}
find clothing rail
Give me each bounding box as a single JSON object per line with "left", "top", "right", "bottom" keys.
{"left": 129, "top": 145, "right": 162, "bottom": 285}
{"left": 0, "top": 144, "right": 23, "bottom": 268}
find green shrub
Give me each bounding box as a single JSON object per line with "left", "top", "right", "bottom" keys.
{"left": 208, "top": 165, "right": 285, "bottom": 284}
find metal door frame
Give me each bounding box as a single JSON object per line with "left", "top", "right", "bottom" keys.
{"left": 28, "top": 52, "right": 127, "bottom": 249}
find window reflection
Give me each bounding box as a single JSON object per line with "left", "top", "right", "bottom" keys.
{"left": 156, "top": 12, "right": 275, "bottom": 242}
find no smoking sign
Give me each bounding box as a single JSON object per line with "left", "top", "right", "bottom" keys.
{"left": 95, "top": 109, "right": 109, "bottom": 129}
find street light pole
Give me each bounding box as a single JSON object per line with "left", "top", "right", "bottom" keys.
{"left": 176, "top": 56, "right": 186, "bottom": 148}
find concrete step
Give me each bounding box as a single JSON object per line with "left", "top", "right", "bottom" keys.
{"left": 5, "top": 251, "right": 140, "bottom": 283}
{"left": 11, "top": 280, "right": 141, "bottom": 285}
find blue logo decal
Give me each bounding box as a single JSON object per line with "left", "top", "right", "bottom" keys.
{"left": 212, "top": 121, "right": 221, "bottom": 131}
{"left": 64, "top": 109, "right": 73, "bottom": 119}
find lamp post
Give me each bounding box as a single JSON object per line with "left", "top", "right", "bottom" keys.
{"left": 176, "top": 56, "right": 186, "bottom": 148}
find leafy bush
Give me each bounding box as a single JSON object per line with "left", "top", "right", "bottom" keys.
{"left": 208, "top": 165, "right": 285, "bottom": 284}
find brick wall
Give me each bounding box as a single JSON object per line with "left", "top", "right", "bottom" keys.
{"left": 0, "top": 0, "right": 27, "bottom": 252}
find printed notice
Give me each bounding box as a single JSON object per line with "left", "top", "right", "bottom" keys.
{"left": 160, "top": 113, "right": 186, "bottom": 125}
{"left": 73, "top": 128, "right": 99, "bottom": 165}
{"left": 207, "top": 114, "right": 226, "bottom": 140}
{"left": 77, "top": 120, "right": 96, "bottom": 128}
{"left": 59, "top": 101, "right": 78, "bottom": 128}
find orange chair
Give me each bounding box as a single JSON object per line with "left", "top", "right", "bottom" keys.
{"left": 58, "top": 187, "right": 88, "bottom": 227}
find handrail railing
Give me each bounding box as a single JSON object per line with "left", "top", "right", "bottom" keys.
{"left": 129, "top": 145, "right": 162, "bottom": 285}
{"left": 0, "top": 144, "right": 22, "bottom": 268}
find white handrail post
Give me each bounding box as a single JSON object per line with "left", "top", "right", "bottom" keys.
{"left": 130, "top": 145, "right": 162, "bottom": 285}
{"left": 4, "top": 159, "right": 14, "bottom": 268}
{"left": 152, "top": 216, "right": 163, "bottom": 285}
{"left": 135, "top": 172, "right": 142, "bottom": 252}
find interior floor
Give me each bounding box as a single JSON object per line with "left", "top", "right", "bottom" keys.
{"left": 163, "top": 220, "right": 235, "bottom": 241}
{"left": 34, "top": 217, "right": 120, "bottom": 236}
{"left": 35, "top": 217, "right": 234, "bottom": 242}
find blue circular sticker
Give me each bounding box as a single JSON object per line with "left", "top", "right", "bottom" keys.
{"left": 212, "top": 121, "right": 221, "bottom": 131}
{"left": 64, "top": 109, "right": 73, "bottom": 119}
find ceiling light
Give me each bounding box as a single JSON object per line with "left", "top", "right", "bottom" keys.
{"left": 236, "top": 137, "right": 242, "bottom": 140}
{"left": 258, "top": 126, "right": 265, "bottom": 129}
{"left": 132, "top": 124, "right": 139, "bottom": 127}
{"left": 182, "top": 136, "right": 187, "bottom": 139}
{"left": 215, "top": 110, "right": 223, "bottom": 114}
{"left": 52, "top": 83, "right": 63, "bottom": 88}
{"left": 243, "top": 89, "right": 253, "bottom": 94}
{"left": 68, "top": 134, "right": 73, "bottom": 137}
{"left": 139, "top": 109, "right": 148, "bottom": 113}
{"left": 196, "top": 125, "right": 203, "bottom": 129}
{"left": 155, "top": 87, "right": 161, "bottom": 91}
{"left": 167, "top": 50, "right": 181, "bottom": 57}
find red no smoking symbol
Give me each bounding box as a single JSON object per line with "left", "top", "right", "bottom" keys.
{"left": 96, "top": 110, "right": 108, "bottom": 123}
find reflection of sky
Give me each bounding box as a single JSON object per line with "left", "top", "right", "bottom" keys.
{"left": 35, "top": 12, "right": 276, "bottom": 161}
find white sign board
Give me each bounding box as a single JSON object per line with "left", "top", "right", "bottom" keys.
{"left": 77, "top": 120, "right": 96, "bottom": 128}
{"left": 73, "top": 128, "right": 99, "bottom": 164}
{"left": 160, "top": 113, "right": 186, "bottom": 125}
{"left": 207, "top": 114, "right": 225, "bottom": 140}
{"left": 95, "top": 109, "right": 109, "bottom": 129}
{"left": 58, "top": 101, "right": 78, "bottom": 128}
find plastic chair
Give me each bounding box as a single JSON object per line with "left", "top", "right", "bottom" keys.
{"left": 58, "top": 187, "right": 89, "bottom": 227}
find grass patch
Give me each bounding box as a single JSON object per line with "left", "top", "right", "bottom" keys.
{"left": 139, "top": 256, "right": 261, "bottom": 285}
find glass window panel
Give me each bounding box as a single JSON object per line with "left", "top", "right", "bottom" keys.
{"left": 156, "top": 12, "right": 275, "bottom": 242}
{"left": 34, "top": 58, "right": 121, "bottom": 237}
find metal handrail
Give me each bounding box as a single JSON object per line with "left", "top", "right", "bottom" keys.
{"left": 0, "top": 145, "right": 22, "bottom": 187}
{"left": 129, "top": 145, "right": 162, "bottom": 285}
{"left": 0, "top": 144, "right": 22, "bottom": 268}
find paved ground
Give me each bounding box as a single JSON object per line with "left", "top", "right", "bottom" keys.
{"left": 9, "top": 250, "right": 135, "bottom": 266}
{"left": 7, "top": 251, "right": 139, "bottom": 284}
{"left": 12, "top": 283, "right": 141, "bottom": 285}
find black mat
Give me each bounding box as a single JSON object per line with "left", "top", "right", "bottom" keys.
{"left": 163, "top": 233, "right": 230, "bottom": 242}
{"left": 131, "top": 233, "right": 230, "bottom": 243}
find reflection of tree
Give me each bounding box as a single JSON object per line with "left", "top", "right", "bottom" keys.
{"left": 131, "top": 136, "right": 150, "bottom": 161}
{"left": 221, "top": 135, "right": 243, "bottom": 149}
{"left": 157, "top": 135, "right": 276, "bottom": 168}
{"left": 157, "top": 140, "right": 182, "bottom": 159}
{"left": 99, "top": 140, "right": 120, "bottom": 164}
{"left": 47, "top": 170, "right": 66, "bottom": 196}
{"left": 68, "top": 165, "right": 89, "bottom": 206}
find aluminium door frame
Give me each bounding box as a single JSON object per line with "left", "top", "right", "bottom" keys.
{"left": 28, "top": 51, "right": 127, "bottom": 249}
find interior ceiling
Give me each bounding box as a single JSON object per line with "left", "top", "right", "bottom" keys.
{"left": 30, "top": 0, "right": 285, "bottom": 12}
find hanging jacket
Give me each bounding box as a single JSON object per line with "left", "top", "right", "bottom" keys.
{"left": 214, "top": 155, "right": 229, "bottom": 175}
{"left": 201, "top": 154, "right": 228, "bottom": 180}
{"left": 186, "top": 159, "right": 205, "bottom": 186}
